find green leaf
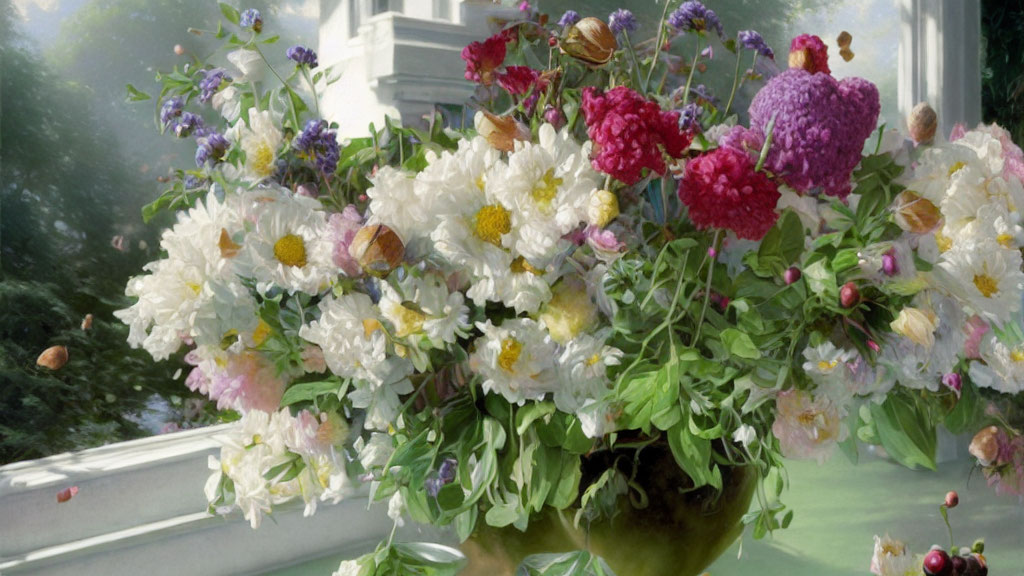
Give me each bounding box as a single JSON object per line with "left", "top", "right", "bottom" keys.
{"left": 944, "top": 379, "right": 982, "bottom": 434}
{"left": 435, "top": 482, "right": 465, "bottom": 511}
{"left": 616, "top": 359, "right": 680, "bottom": 432}
{"left": 125, "top": 83, "right": 151, "bottom": 102}
{"left": 261, "top": 34, "right": 280, "bottom": 44}
{"left": 516, "top": 551, "right": 616, "bottom": 576}
{"left": 390, "top": 542, "right": 468, "bottom": 576}
{"left": 280, "top": 378, "right": 346, "bottom": 406}
{"left": 219, "top": 2, "right": 240, "bottom": 25}
{"left": 516, "top": 402, "right": 556, "bottom": 435}
{"left": 720, "top": 328, "right": 761, "bottom": 360}
{"left": 546, "top": 453, "right": 582, "bottom": 509}
{"left": 667, "top": 420, "right": 721, "bottom": 491}
{"left": 870, "top": 394, "right": 937, "bottom": 470}
{"left": 831, "top": 248, "right": 861, "bottom": 273}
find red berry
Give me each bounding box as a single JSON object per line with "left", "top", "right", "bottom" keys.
{"left": 784, "top": 266, "right": 801, "bottom": 285}
{"left": 951, "top": 555, "right": 967, "bottom": 575}
{"left": 924, "top": 549, "right": 953, "bottom": 576}
{"left": 548, "top": 36, "right": 557, "bottom": 47}
{"left": 945, "top": 490, "right": 959, "bottom": 508}
{"left": 840, "top": 281, "right": 860, "bottom": 308}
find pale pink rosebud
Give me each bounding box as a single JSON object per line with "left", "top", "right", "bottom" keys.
{"left": 784, "top": 266, "right": 801, "bottom": 285}
{"left": 840, "top": 282, "right": 860, "bottom": 308}
{"left": 174, "top": 44, "right": 185, "bottom": 55}
{"left": 944, "top": 490, "right": 959, "bottom": 508}
{"left": 543, "top": 105, "right": 566, "bottom": 130}
{"left": 942, "top": 373, "right": 962, "bottom": 397}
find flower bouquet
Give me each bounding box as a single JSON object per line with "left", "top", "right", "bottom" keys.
{"left": 118, "top": 2, "right": 1024, "bottom": 575}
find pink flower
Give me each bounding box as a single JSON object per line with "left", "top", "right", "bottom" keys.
{"left": 949, "top": 123, "right": 968, "bottom": 142}
{"left": 677, "top": 146, "right": 780, "bottom": 240}
{"left": 185, "top": 350, "right": 286, "bottom": 414}
{"left": 963, "top": 315, "right": 990, "bottom": 359}
{"left": 329, "top": 205, "right": 364, "bottom": 277}
{"left": 585, "top": 225, "right": 626, "bottom": 256}
{"left": 461, "top": 32, "right": 510, "bottom": 85}
{"left": 789, "top": 34, "right": 830, "bottom": 75}
{"left": 497, "top": 66, "right": 540, "bottom": 96}
{"left": 772, "top": 389, "right": 847, "bottom": 464}
{"left": 581, "top": 86, "right": 693, "bottom": 185}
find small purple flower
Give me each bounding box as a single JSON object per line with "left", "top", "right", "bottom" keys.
{"left": 738, "top": 30, "right": 774, "bottom": 59}
{"left": 239, "top": 8, "right": 262, "bottom": 32}
{"left": 424, "top": 477, "right": 443, "bottom": 498}
{"left": 198, "top": 68, "right": 231, "bottom": 103}
{"left": 183, "top": 174, "right": 205, "bottom": 189}
{"left": 557, "top": 10, "right": 580, "bottom": 28}
{"left": 286, "top": 45, "right": 319, "bottom": 68}
{"left": 678, "top": 102, "right": 703, "bottom": 132}
{"left": 173, "top": 112, "right": 204, "bottom": 138}
{"left": 293, "top": 119, "right": 340, "bottom": 174}
{"left": 518, "top": 1, "right": 531, "bottom": 12}
{"left": 160, "top": 97, "right": 184, "bottom": 128}
{"left": 691, "top": 83, "right": 715, "bottom": 104}
{"left": 195, "top": 131, "right": 230, "bottom": 166}
{"left": 881, "top": 250, "right": 899, "bottom": 276}
{"left": 668, "top": 1, "right": 724, "bottom": 38}
{"left": 608, "top": 9, "right": 637, "bottom": 36}
{"left": 438, "top": 458, "right": 458, "bottom": 484}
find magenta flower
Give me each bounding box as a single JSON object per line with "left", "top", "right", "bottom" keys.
{"left": 678, "top": 146, "right": 780, "bottom": 240}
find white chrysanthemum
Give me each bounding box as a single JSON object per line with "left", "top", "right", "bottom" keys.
{"left": 229, "top": 108, "right": 284, "bottom": 182}
{"left": 870, "top": 534, "right": 919, "bottom": 576}
{"left": 970, "top": 335, "right": 1024, "bottom": 394}
{"left": 488, "top": 124, "right": 600, "bottom": 267}
{"left": 212, "top": 85, "right": 242, "bottom": 122}
{"left": 935, "top": 238, "right": 1024, "bottom": 322}
{"left": 876, "top": 293, "right": 964, "bottom": 392}
{"left": 227, "top": 48, "right": 264, "bottom": 83}
{"left": 300, "top": 292, "right": 413, "bottom": 430}
{"left": 554, "top": 333, "right": 622, "bottom": 414}
{"left": 115, "top": 193, "right": 257, "bottom": 360}
{"left": 957, "top": 202, "right": 1024, "bottom": 250}
{"left": 902, "top": 144, "right": 989, "bottom": 205}
{"left": 378, "top": 274, "right": 470, "bottom": 347}
{"left": 469, "top": 318, "right": 559, "bottom": 405}
{"left": 939, "top": 169, "right": 990, "bottom": 236}
{"left": 463, "top": 251, "right": 554, "bottom": 315}
{"left": 237, "top": 188, "right": 338, "bottom": 295}
{"left": 802, "top": 342, "right": 857, "bottom": 378}
{"left": 954, "top": 130, "right": 1007, "bottom": 175}
{"left": 333, "top": 560, "right": 368, "bottom": 576}
{"left": 365, "top": 167, "right": 431, "bottom": 248}
{"left": 877, "top": 337, "right": 940, "bottom": 392}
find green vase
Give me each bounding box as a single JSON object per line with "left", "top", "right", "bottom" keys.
{"left": 460, "top": 445, "right": 757, "bottom": 576}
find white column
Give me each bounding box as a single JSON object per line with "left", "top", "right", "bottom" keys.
{"left": 898, "top": 0, "right": 982, "bottom": 138}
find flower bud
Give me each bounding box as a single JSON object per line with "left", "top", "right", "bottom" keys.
{"left": 968, "top": 426, "right": 1001, "bottom": 466}
{"left": 893, "top": 190, "right": 942, "bottom": 234}
{"left": 349, "top": 224, "right": 405, "bottom": 277}
{"left": 944, "top": 490, "right": 959, "bottom": 508}
{"left": 881, "top": 251, "right": 899, "bottom": 276}
{"left": 543, "top": 105, "right": 566, "bottom": 130}
{"left": 784, "top": 266, "right": 801, "bottom": 285}
{"left": 942, "top": 372, "right": 962, "bottom": 396}
{"left": 587, "top": 189, "right": 619, "bottom": 228}
{"left": 890, "top": 307, "right": 938, "bottom": 349}
{"left": 560, "top": 17, "right": 617, "bottom": 66}
{"left": 908, "top": 102, "right": 938, "bottom": 145}
{"left": 923, "top": 549, "right": 951, "bottom": 576}
{"left": 475, "top": 111, "right": 530, "bottom": 152}
{"left": 174, "top": 44, "right": 185, "bottom": 55}
{"left": 839, "top": 281, "right": 860, "bottom": 308}
{"left": 37, "top": 345, "right": 69, "bottom": 370}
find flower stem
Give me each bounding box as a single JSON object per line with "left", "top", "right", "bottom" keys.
{"left": 694, "top": 230, "right": 721, "bottom": 343}
{"left": 301, "top": 67, "right": 321, "bottom": 119}
{"left": 643, "top": 0, "right": 673, "bottom": 92}
{"left": 724, "top": 49, "right": 743, "bottom": 118}
{"left": 252, "top": 42, "right": 301, "bottom": 130}
{"left": 681, "top": 38, "right": 702, "bottom": 107}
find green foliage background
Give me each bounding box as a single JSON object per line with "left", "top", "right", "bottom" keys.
{"left": 982, "top": 0, "right": 1024, "bottom": 144}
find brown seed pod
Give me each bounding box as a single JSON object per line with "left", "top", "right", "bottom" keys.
{"left": 893, "top": 190, "right": 942, "bottom": 234}
{"left": 476, "top": 111, "right": 531, "bottom": 152}
{"left": 837, "top": 31, "right": 853, "bottom": 48}
{"left": 37, "top": 345, "right": 69, "bottom": 370}
{"left": 969, "top": 426, "right": 1001, "bottom": 466}
{"left": 908, "top": 102, "right": 938, "bottom": 144}
{"left": 349, "top": 224, "right": 405, "bottom": 278}
{"left": 560, "top": 17, "right": 617, "bottom": 66}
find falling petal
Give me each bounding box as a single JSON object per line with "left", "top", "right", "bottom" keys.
{"left": 56, "top": 486, "right": 79, "bottom": 503}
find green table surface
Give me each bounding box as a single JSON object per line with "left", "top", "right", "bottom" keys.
{"left": 265, "top": 454, "right": 1024, "bottom": 575}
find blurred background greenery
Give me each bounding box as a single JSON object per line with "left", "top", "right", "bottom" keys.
{"left": 982, "top": 0, "right": 1024, "bottom": 145}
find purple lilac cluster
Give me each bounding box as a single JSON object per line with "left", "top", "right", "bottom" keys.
{"left": 198, "top": 68, "right": 231, "bottom": 103}
{"left": 293, "top": 119, "right": 340, "bottom": 174}
{"left": 286, "top": 45, "right": 318, "bottom": 68}
{"left": 678, "top": 102, "right": 703, "bottom": 132}
{"left": 557, "top": 9, "right": 580, "bottom": 28}
{"left": 668, "top": 1, "right": 724, "bottom": 38}
{"left": 173, "top": 112, "right": 205, "bottom": 138}
{"left": 743, "top": 68, "right": 880, "bottom": 198}
{"left": 424, "top": 458, "right": 458, "bottom": 498}
{"left": 195, "top": 132, "right": 230, "bottom": 167}
{"left": 608, "top": 9, "right": 637, "bottom": 36}
{"left": 239, "top": 8, "right": 262, "bottom": 32}
{"left": 738, "top": 30, "right": 774, "bottom": 59}
{"left": 160, "top": 96, "right": 184, "bottom": 128}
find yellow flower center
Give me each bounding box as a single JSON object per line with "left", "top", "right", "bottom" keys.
{"left": 973, "top": 273, "right": 999, "bottom": 298}
{"left": 881, "top": 542, "right": 905, "bottom": 557}
{"left": 252, "top": 318, "right": 272, "bottom": 346}
{"left": 817, "top": 360, "right": 838, "bottom": 372}
{"left": 948, "top": 161, "right": 967, "bottom": 177}
{"left": 531, "top": 168, "right": 563, "bottom": 210}
{"left": 394, "top": 305, "right": 426, "bottom": 338}
{"left": 997, "top": 233, "right": 1015, "bottom": 248}
{"left": 475, "top": 174, "right": 486, "bottom": 191}
{"left": 586, "top": 354, "right": 601, "bottom": 366}
{"left": 498, "top": 338, "right": 523, "bottom": 373}
{"left": 252, "top": 142, "right": 275, "bottom": 177}
{"left": 186, "top": 282, "right": 201, "bottom": 295}
{"left": 362, "top": 318, "right": 383, "bottom": 338}
{"left": 1011, "top": 349, "right": 1024, "bottom": 363}
{"left": 935, "top": 230, "right": 953, "bottom": 253}
{"left": 273, "top": 233, "right": 307, "bottom": 267}
{"left": 474, "top": 204, "right": 511, "bottom": 247}
{"left": 510, "top": 256, "right": 542, "bottom": 275}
